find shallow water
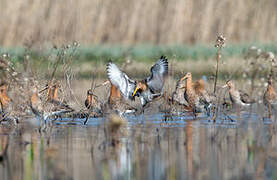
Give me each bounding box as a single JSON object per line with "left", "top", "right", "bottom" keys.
{"left": 0, "top": 111, "right": 277, "bottom": 180}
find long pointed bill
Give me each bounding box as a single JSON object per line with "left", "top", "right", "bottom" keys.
{"left": 39, "top": 86, "right": 48, "bottom": 94}
{"left": 95, "top": 80, "right": 110, "bottom": 88}
{"left": 101, "top": 80, "right": 110, "bottom": 86}
{"left": 181, "top": 76, "right": 187, "bottom": 81}
{"left": 133, "top": 87, "right": 139, "bottom": 96}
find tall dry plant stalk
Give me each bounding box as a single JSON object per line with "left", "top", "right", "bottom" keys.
{"left": 0, "top": 0, "right": 276, "bottom": 46}
{"left": 213, "top": 35, "right": 226, "bottom": 94}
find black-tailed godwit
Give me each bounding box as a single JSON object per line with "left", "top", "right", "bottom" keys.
{"left": 132, "top": 56, "right": 168, "bottom": 107}
{"left": 222, "top": 80, "right": 255, "bottom": 107}
{"left": 263, "top": 77, "right": 277, "bottom": 117}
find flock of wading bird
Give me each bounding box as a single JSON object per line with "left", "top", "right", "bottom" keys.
{"left": 0, "top": 53, "right": 276, "bottom": 126}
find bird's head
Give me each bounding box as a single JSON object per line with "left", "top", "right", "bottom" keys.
{"left": 133, "top": 81, "right": 147, "bottom": 96}
{"left": 182, "top": 72, "right": 192, "bottom": 80}
{"left": 0, "top": 82, "right": 8, "bottom": 95}
{"left": 87, "top": 89, "right": 94, "bottom": 95}
{"left": 222, "top": 80, "right": 234, "bottom": 89}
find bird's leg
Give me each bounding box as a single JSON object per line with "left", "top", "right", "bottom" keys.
{"left": 84, "top": 115, "right": 89, "bottom": 125}
{"left": 269, "top": 103, "right": 272, "bottom": 119}
{"left": 193, "top": 110, "right": 197, "bottom": 120}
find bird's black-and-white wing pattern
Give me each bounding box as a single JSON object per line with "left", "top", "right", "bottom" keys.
{"left": 146, "top": 56, "right": 168, "bottom": 93}
{"left": 107, "top": 62, "right": 136, "bottom": 100}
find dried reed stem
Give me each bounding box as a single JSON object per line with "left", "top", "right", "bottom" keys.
{"left": 213, "top": 48, "right": 221, "bottom": 94}
{"left": 213, "top": 35, "right": 225, "bottom": 93}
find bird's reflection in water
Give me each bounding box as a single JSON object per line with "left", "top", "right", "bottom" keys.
{"left": 0, "top": 114, "right": 277, "bottom": 179}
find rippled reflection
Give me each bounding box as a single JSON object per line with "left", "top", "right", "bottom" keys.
{"left": 1, "top": 112, "right": 277, "bottom": 179}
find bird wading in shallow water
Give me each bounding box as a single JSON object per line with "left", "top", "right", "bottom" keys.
{"left": 183, "top": 72, "right": 212, "bottom": 116}
{"left": 165, "top": 76, "right": 191, "bottom": 113}
{"left": 132, "top": 56, "right": 168, "bottom": 108}
{"left": 0, "top": 83, "right": 12, "bottom": 115}
{"left": 106, "top": 63, "right": 137, "bottom": 115}
{"left": 171, "top": 76, "right": 187, "bottom": 105}
{"left": 222, "top": 80, "right": 255, "bottom": 107}
{"left": 193, "top": 79, "right": 213, "bottom": 108}
{"left": 30, "top": 81, "right": 74, "bottom": 122}
{"left": 264, "top": 77, "right": 277, "bottom": 118}
{"left": 84, "top": 89, "right": 102, "bottom": 116}
{"left": 0, "top": 82, "right": 17, "bottom": 124}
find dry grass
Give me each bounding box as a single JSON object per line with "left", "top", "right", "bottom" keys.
{"left": 0, "top": 0, "right": 277, "bottom": 46}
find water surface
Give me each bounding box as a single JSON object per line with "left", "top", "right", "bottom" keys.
{"left": 0, "top": 112, "right": 277, "bottom": 180}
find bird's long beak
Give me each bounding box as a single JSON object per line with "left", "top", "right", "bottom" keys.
{"left": 95, "top": 80, "right": 110, "bottom": 88}
{"left": 182, "top": 74, "right": 189, "bottom": 80}
{"left": 180, "top": 76, "right": 186, "bottom": 81}
{"left": 222, "top": 84, "right": 228, "bottom": 88}
{"left": 39, "top": 86, "right": 48, "bottom": 93}
{"left": 101, "top": 80, "right": 110, "bottom": 86}
{"left": 133, "top": 87, "right": 139, "bottom": 96}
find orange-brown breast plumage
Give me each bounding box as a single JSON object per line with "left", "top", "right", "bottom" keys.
{"left": 30, "top": 86, "right": 43, "bottom": 116}
{"left": 47, "top": 83, "right": 59, "bottom": 101}
{"left": 264, "top": 79, "right": 277, "bottom": 105}
{"left": 109, "top": 84, "right": 121, "bottom": 105}
{"left": 0, "top": 83, "right": 11, "bottom": 111}
{"left": 183, "top": 72, "right": 213, "bottom": 115}
{"left": 193, "top": 79, "right": 212, "bottom": 104}
{"left": 193, "top": 79, "right": 205, "bottom": 95}
{"left": 184, "top": 73, "right": 197, "bottom": 108}
{"left": 105, "top": 84, "right": 136, "bottom": 115}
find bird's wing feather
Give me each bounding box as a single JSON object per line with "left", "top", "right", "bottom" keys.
{"left": 107, "top": 62, "right": 136, "bottom": 100}
{"left": 146, "top": 56, "right": 168, "bottom": 92}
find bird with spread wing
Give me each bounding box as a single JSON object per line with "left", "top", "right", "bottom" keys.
{"left": 107, "top": 56, "right": 168, "bottom": 109}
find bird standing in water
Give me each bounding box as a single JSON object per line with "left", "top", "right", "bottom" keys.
{"left": 222, "top": 80, "right": 255, "bottom": 107}
{"left": 30, "top": 81, "right": 74, "bottom": 121}
{"left": 193, "top": 79, "right": 213, "bottom": 107}
{"left": 183, "top": 72, "right": 212, "bottom": 115}
{"left": 264, "top": 77, "right": 277, "bottom": 117}
{"left": 0, "top": 83, "right": 12, "bottom": 115}
{"left": 0, "top": 82, "right": 16, "bottom": 123}
{"left": 132, "top": 56, "right": 168, "bottom": 107}
{"left": 84, "top": 89, "right": 102, "bottom": 116}
{"left": 171, "top": 76, "right": 187, "bottom": 105}
{"left": 107, "top": 84, "right": 136, "bottom": 115}
{"left": 166, "top": 76, "right": 191, "bottom": 113}
{"left": 106, "top": 63, "right": 137, "bottom": 115}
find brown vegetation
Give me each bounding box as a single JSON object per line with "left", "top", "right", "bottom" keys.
{"left": 1, "top": 0, "right": 277, "bottom": 46}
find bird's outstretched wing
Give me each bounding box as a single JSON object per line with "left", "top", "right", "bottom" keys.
{"left": 146, "top": 56, "right": 168, "bottom": 93}
{"left": 106, "top": 62, "right": 136, "bottom": 100}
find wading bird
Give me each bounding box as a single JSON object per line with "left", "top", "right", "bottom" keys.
{"left": 107, "top": 84, "right": 136, "bottom": 115}
{"left": 30, "top": 81, "right": 74, "bottom": 121}
{"left": 183, "top": 72, "right": 212, "bottom": 115}
{"left": 222, "top": 80, "right": 255, "bottom": 107}
{"left": 106, "top": 61, "right": 139, "bottom": 115}
{"left": 166, "top": 76, "right": 191, "bottom": 113}
{"left": 84, "top": 89, "right": 102, "bottom": 116}
{"left": 193, "top": 79, "right": 213, "bottom": 106}
{"left": 132, "top": 56, "right": 168, "bottom": 107}
{"left": 0, "top": 82, "right": 18, "bottom": 124}
{"left": 171, "top": 76, "right": 187, "bottom": 105}
{"left": 264, "top": 77, "right": 277, "bottom": 117}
